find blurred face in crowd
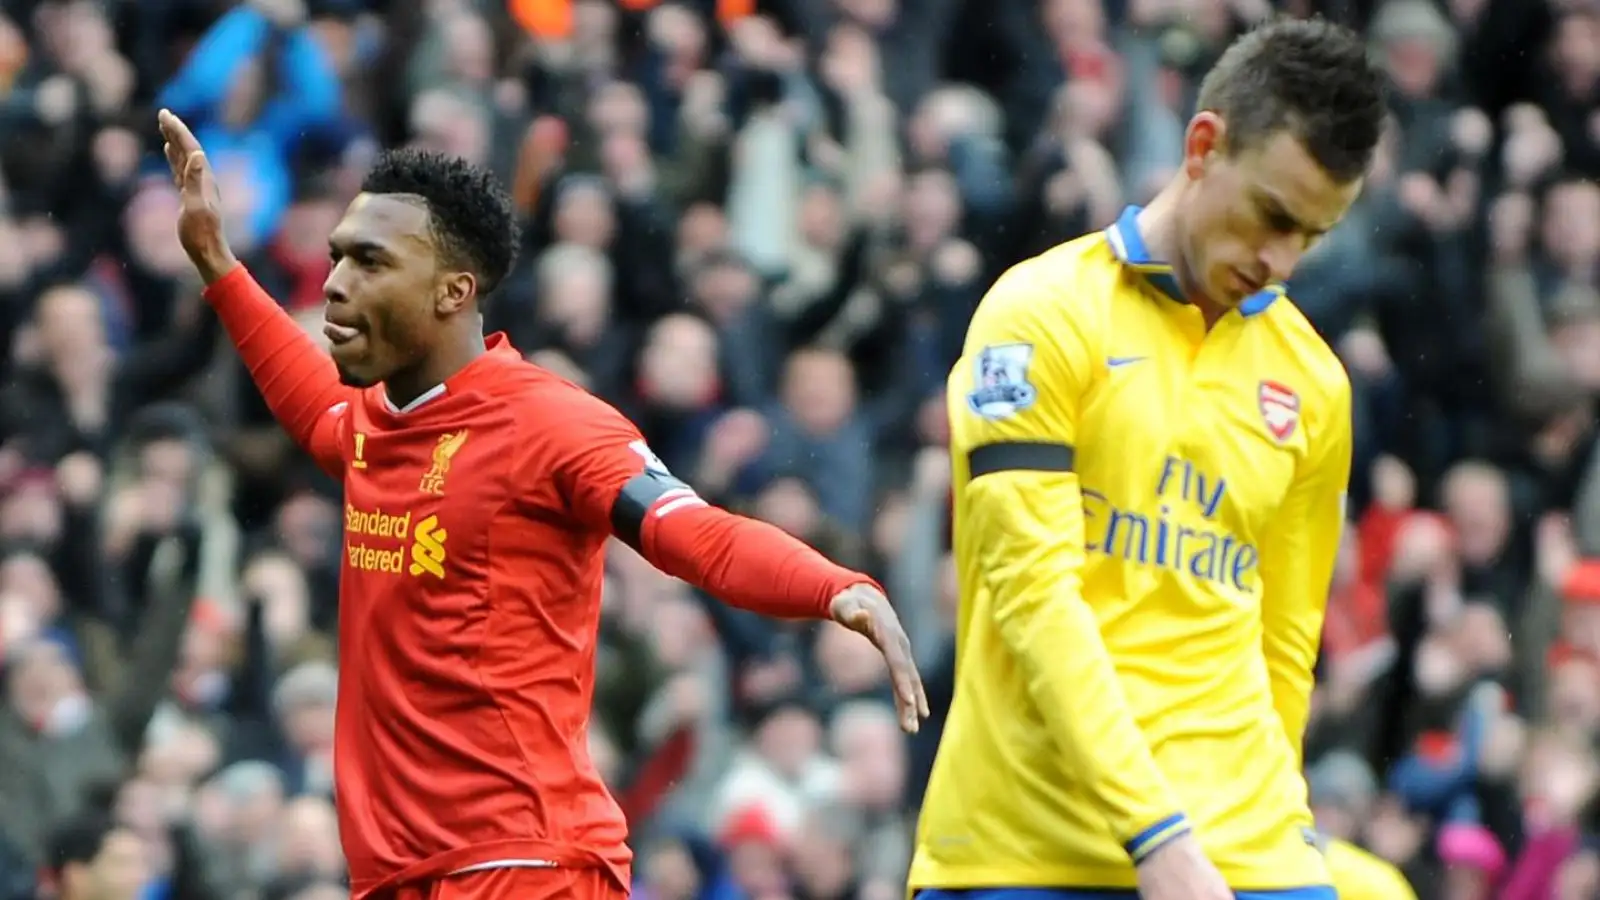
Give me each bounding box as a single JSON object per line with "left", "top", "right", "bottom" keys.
{"left": 753, "top": 705, "right": 821, "bottom": 780}
{"left": 276, "top": 797, "right": 344, "bottom": 878}
{"left": 6, "top": 638, "right": 77, "bottom": 721}
{"left": 798, "top": 184, "right": 845, "bottom": 250}
{"left": 1, "top": 550, "right": 61, "bottom": 623}
{"left": 753, "top": 479, "right": 821, "bottom": 539}
{"left": 830, "top": 705, "right": 905, "bottom": 811}
{"left": 639, "top": 314, "right": 719, "bottom": 411}
{"left": 1179, "top": 117, "right": 1362, "bottom": 310}
{"left": 903, "top": 170, "right": 961, "bottom": 253}
{"left": 62, "top": 827, "right": 147, "bottom": 900}
{"left": 123, "top": 184, "right": 189, "bottom": 275}
{"left": 589, "top": 81, "right": 648, "bottom": 137}
{"left": 442, "top": 13, "right": 493, "bottom": 85}
{"left": 554, "top": 182, "right": 617, "bottom": 249}
{"left": 641, "top": 839, "right": 700, "bottom": 900}
{"left": 323, "top": 193, "right": 473, "bottom": 388}
{"left": 676, "top": 203, "right": 727, "bottom": 270}
{"left": 781, "top": 349, "right": 857, "bottom": 437}
{"left": 540, "top": 249, "right": 612, "bottom": 347}
{"left": 1542, "top": 179, "right": 1600, "bottom": 270}
{"left": 1547, "top": 656, "right": 1600, "bottom": 736}
{"left": 789, "top": 815, "right": 855, "bottom": 898}
{"left": 1442, "top": 463, "right": 1510, "bottom": 566}
{"left": 691, "top": 257, "right": 758, "bottom": 325}
{"left": 1553, "top": 12, "right": 1600, "bottom": 97}
{"left": 0, "top": 475, "right": 63, "bottom": 543}
{"left": 36, "top": 284, "right": 105, "bottom": 366}
{"left": 410, "top": 90, "right": 490, "bottom": 166}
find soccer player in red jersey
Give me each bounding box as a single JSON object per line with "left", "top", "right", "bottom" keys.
{"left": 156, "top": 110, "right": 929, "bottom": 900}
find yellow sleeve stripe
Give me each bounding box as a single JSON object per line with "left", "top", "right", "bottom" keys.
{"left": 967, "top": 441, "right": 1076, "bottom": 479}
{"left": 1125, "top": 813, "right": 1193, "bottom": 864}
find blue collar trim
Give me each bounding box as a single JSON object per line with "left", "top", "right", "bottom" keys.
{"left": 1104, "top": 205, "right": 1282, "bottom": 317}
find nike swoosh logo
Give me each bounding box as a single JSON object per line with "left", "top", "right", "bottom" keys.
{"left": 1107, "top": 356, "right": 1147, "bottom": 368}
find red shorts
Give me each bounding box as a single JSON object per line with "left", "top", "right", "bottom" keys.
{"left": 387, "top": 866, "right": 626, "bottom": 900}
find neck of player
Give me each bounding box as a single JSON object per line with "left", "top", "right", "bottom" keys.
{"left": 384, "top": 324, "right": 487, "bottom": 409}
{"left": 1137, "top": 189, "right": 1229, "bottom": 330}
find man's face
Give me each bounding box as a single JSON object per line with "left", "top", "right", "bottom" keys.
{"left": 1182, "top": 121, "right": 1363, "bottom": 309}
{"left": 323, "top": 194, "right": 462, "bottom": 388}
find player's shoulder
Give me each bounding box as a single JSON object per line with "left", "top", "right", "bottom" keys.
{"left": 489, "top": 351, "right": 639, "bottom": 440}
{"left": 969, "top": 232, "right": 1121, "bottom": 345}
{"left": 1260, "top": 294, "right": 1352, "bottom": 414}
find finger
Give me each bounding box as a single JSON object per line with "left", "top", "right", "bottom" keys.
{"left": 162, "top": 142, "right": 185, "bottom": 186}
{"left": 158, "top": 109, "right": 202, "bottom": 157}
{"left": 880, "top": 630, "right": 924, "bottom": 733}
{"left": 183, "top": 150, "right": 208, "bottom": 194}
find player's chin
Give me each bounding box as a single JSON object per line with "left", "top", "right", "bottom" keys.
{"left": 333, "top": 353, "right": 380, "bottom": 389}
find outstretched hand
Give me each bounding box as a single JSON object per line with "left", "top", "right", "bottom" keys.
{"left": 158, "top": 109, "right": 236, "bottom": 284}
{"left": 829, "top": 583, "right": 929, "bottom": 733}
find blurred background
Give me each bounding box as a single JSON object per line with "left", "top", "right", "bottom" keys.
{"left": 0, "top": 0, "right": 1591, "bottom": 898}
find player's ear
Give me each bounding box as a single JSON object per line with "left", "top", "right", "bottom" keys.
{"left": 1183, "top": 112, "right": 1225, "bottom": 180}
{"left": 435, "top": 271, "right": 477, "bottom": 317}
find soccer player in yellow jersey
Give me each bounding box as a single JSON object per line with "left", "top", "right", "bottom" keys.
{"left": 909, "top": 18, "right": 1387, "bottom": 900}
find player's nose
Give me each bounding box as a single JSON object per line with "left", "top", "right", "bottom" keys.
{"left": 323, "top": 268, "right": 352, "bottom": 306}
{"left": 1256, "top": 234, "right": 1303, "bottom": 285}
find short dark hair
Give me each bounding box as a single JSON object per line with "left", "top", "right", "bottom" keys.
{"left": 1196, "top": 17, "right": 1385, "bottom": 183}
{"left": 361, "top": 148, "right": 521, "bottom": 297}
{"left": 46, "top": 813, "right": 117, "bottom": 875}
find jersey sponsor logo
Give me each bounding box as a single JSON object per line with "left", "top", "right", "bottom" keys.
{"left": 420, "top": 430, "right": 469, "bottom": 495}
{"left": 1259, "top": 380, "right": 1300, "bottom": 443}
{"left": 342, "top": 503, "right": 450, "bottom": 578}
{"left": 345, "top": 504, "right": 412, "bottom": 573}
{"left": 408, "top": 514, "right": 448, "bottom": 578}
{"left": 967, "top": 343, "right": 1037, "bottom": 419}
{"left": 1081, "top": 455, "right": 1260, "bottom": 593}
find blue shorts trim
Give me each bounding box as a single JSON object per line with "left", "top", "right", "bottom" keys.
{"left": 916, "top": 886, "right": 1335, "bottom": 900}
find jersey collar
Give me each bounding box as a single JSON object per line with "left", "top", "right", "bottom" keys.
{"left": 1104, "top": 205, "right": 1282, "bottom": 317}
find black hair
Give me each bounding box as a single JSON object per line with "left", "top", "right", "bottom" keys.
{"left": 1196, "top": 17, "right": 1386, "bottom": 183}
{"left": 360, "top": 147, "right": 521, "bottom": 297}
{"left": 45, "top": 813, "right": 118, "bottom": 875}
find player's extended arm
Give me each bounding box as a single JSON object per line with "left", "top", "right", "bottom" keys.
{"left": 1257, "top": 377, "right": 1353, "bottom": 767}
{"left": 954, "top": 272, "right": 1187, "bottom": 862}
{"left": 202, "top": 265, "right": 350, "bottom": 476}
{"left": 550, "top": 402, "right": 868, "bottom": 619}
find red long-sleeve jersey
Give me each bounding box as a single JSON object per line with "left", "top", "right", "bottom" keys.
{"left": 203, "top": 266, "right": 874, "bottom": 898}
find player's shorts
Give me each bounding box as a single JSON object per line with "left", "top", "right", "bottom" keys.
{"left": 917, "top": 886, "right": 1336, "bottom": 900}
{"left": 388, "top": 865, "right": 625, "bottom": 900}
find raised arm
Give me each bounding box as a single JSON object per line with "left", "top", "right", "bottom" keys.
{"left": 950, "top": 269, "right": 1188, "bottom": 864}
{"left": 160, "top": 110, "right": 350, "bottom": 476}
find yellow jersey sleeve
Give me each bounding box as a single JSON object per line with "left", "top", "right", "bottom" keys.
{"left": 1257, "top": 371, "right": 1352, "bottom": 769}
{"left": 950, "top": 268, "right": 1187, "bottom": 862}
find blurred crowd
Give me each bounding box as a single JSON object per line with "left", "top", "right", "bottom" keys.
{"left": 0, "top": 0, "right": 1594, "bottom": 898}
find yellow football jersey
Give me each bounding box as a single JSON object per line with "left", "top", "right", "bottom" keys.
{"left": 910, "top": 207, "right": 1351, "bottom": 893}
